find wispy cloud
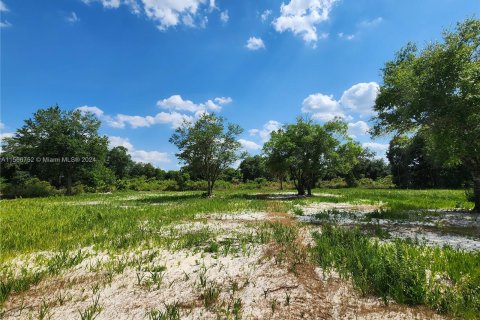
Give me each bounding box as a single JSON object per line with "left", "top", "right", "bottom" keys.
{"left": 0, "top": 20, "right": 11, "bottom": 28}
{"left": 67, "top": 12, "right": 80, "bottom": 23}
{"left": 1, "top": 0, "right": 11, "bottom": 28}
{"left": 220, "top": 10, "right": 229, "bottom": 23}
{"left": 359, "top": 17, "right": 383, "bottom": 28}
{"left": 260, "top": 9, "right": 271, "bottom": 22}
{"left": 338, "top": 32, "right": 355, "bottom": 40}
{"left": 0, "top": 1, "right": 8, "bottom": 12}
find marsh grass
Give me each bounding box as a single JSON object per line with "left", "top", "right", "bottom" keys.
{"left": 312, "top": 225, "right": 480, "bottom": 319}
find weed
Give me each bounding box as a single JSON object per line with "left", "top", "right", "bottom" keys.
{"left": 285, "top": 292, "right": 291, "bottom": 306}
{"left": 147, "top": 303, "right": 180, "bottom": 320}
{"left": 292, "top": 207, "right": 304, "bottom": 216}
{"left": 198, "top": 265, "right": 207, "bottom": 288}
{"left": 38, "top": 300, "right": 51, "bottom": 320}
{"left": 78, "top": 294, "right": 102, "bottom": 320}
{"left": 202, "top": 284, "right": 220, "bottom": 309}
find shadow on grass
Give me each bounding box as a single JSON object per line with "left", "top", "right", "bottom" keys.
{"left": 130, "top": 193, "right": 203, "bottom": 204}
{"left": 227, "top": 193, "right": 318, "bottom": 201}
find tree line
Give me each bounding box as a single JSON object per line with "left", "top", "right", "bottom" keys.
{"left": 0, "top": 18, "right": 478, "bottom": 211}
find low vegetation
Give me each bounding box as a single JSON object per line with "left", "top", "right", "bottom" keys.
{"left": 312, "top": 225, "right": 480, "bottom": 319}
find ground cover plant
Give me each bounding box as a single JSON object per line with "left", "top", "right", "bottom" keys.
{"left": 312, "top": 225, "right": 480, "bottom": 319}
{"left": 1, "top": 187, "right": 478, "bottom": 319}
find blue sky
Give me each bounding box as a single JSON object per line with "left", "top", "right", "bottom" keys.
{"left": 1, "top": 0, "right": 478, "bottom": 169}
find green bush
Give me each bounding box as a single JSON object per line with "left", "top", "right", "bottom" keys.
{"left": 465, "top": 187, "right": 475, "bottom": 202}
{"left": 358, "top": 178, "right": 375, "bottom": 188}
{"left": 1, "top": 178, "right": 57, "bottom": 198}
{"left": 71, "top": 183, "right": 85, "bottom": 195}
{"left": 374, "top": 175, "right": 394, "bottom": 188}
{"left": 320, "top": 177, "right": 348, "bottom": 188}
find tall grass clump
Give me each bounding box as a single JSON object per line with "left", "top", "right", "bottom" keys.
{"left": 312, "top": 225, "right": 480, "bottom": 319}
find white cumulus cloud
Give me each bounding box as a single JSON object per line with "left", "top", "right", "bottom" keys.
{"left": 0, "top": 132, "right": 14, "bottom": 140}
{"left": 272, "top": 0, "right": 337, "bottom": 44}
{"left": 340, "top": 82, "right": 379, "bottom": 115}
{"left": 131, "top": 150, "right": 170, "bottom": 165}
{"left": 76, "top": 95, "right": 230, "bottom": 129}
{"left": 238, "top": 139, "right": 261, "bottom": 151}
{"left": 82, "top": 0, "right": 121, "bottom": 9}
{"left": 108, "top": 136, "right": 134, "bottom": 150}
{"left": 82, "top": 0, "right": 217, "bottom": 30}
{"left": 347, "top": 120, "right": 369, "bottom": 138}
{"left": 76, "top": 106, "right": 105, "bottom": 117}
{"left": 362, "top": 142, "right": 388, "bottom": 159}
{"left": 0, "top": 132, "right": 14, "bottom": 153}
{"left": 302, "top": 82, "right": 379, "bottom": 121}
{"left": 249, "top": 120, "right": 282, "bottom": 143}
{"left": 301, "top": 93, "right": 348, "bottom": 121}
{"left": 246, "top": 37, "right": 265, "bottom": 50}
{"left": 108, "top": 135, "right": 170, "bottom": 166}
{"left": 157, "top": 94, "right": 229, "bottom": 113}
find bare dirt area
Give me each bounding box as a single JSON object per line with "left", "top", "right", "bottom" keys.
{"left": 296, "top": 202, "right": 480, "bottom": 251}
{"left": 2, "top": 209, "right": 448, "bottom": 319}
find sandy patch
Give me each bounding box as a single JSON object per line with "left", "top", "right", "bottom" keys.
{"left": 297, "top": 202, "right": 383, "bottom": 216}
{"left": 2, "top": 205, "right": 452, "bottom": 319}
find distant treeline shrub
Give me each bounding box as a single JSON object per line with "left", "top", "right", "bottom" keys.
{"left": 319, "top": 176, "right": 394, "bottom": 189}
{"left": 1, "top": 177, "right": 58, "bottom": 198}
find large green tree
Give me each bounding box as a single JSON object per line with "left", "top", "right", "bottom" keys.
{"left": 372, "top": 19, "right": 480, "bottom": 212}
{"left": 2, "top": 105, "right": 108, "bottom": 194}
{"left": 239, "top": 155, "right": 269, "bottom": 182}
{"left": 169, "top": 113, "right": 243, "bottom": 196}
{"left": 263, "top": 117, "right": 349, "bottom": 196}
{"left": 387, "top": 134, "right": 470, "bottom": 189}
{"left": 106, "top": 146, "right": 133, "bottom": 179}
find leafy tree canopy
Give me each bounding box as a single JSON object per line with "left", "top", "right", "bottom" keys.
{"left": 2, "top": 105, "right": 108, "bottom": 194}
{"left": 169, "top": 113, "right": 243, "bottom": 196}
{"left": 372, "top": 18, "right": 480, "bottom": 211}
{"left": 263, "top": 117, "right": 352, "bottom": 195}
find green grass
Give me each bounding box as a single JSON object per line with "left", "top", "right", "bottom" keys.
{"left": 0, "top": 188, "right": 471, "bottom": 261}
{"left": 0, "top": 187, "right": 475, "bottom": 312}
{"left": 312, "top": 225, "right": 480, "bottom": 319}
{"left": 286, "top": 188, "right": 471, "bottom": 211}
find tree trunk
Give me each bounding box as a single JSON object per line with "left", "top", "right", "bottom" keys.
{"left": 207, "top": 180, "right": 212, "bottom": 197}
{"left": 307, "top": 186, "right": 312, "bottom": 196}
{"left": 280, "top": 178, "right": 283, "bottom": 190}
{"left": 66, "top": 172, "right": 72, "bottom": 195}
{"left": 473, "top": 175, "right": 480, "bottom": 213}
{"left": 297, "top": 183, "right": 305, "bottom": 196}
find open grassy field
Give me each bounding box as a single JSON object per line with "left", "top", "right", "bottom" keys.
{"left": 1, "top": 188, "right": 479, "bottom": 319}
